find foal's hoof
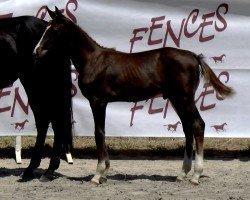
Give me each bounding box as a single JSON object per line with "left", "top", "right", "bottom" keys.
{"left": 190, "top": 178, "right": 199, "bottom": 185}
{"left": 176, "top": 175, "right": 185, "bottom": 182}
{"left": 99, "top": 177, "right": 107, "bottom": 184}
{"left": 90, "top": 179, "right": 100, "bottom": 185}
{"left": 90, "top": 176, "right": 107, "bottom": 185}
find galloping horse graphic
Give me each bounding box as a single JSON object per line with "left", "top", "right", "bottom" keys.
{"left": 210, "top": 54, "right": 226, "bottom": 64}
{"left": 164, "top": 121, "right": 181, "bottom": 132}
{"left": 211, "top": 123, "right": 227, "bottom": 132}
{"left": 11, "top": 119, "right": 29, "bottom": 131}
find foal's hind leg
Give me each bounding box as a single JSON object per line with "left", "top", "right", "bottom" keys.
{"left": 176, "top": 133, "right": 194, "bottom": 182}
{"left": 89, "top": 100, "right": 110, "bottom": 185}
{"left": 170, "top": 97, "right": 205, "bottom": 184}
{"left": 191, "top": 113, "right": 205, "bottom": 185}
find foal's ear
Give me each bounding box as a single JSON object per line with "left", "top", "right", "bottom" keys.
{"left": 46, "top": 6, "right": 56, "bottom": 19}
{"left": 55, "top": 6, "right": 64, "bottom": 18}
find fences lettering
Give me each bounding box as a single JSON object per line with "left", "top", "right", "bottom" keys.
{"left": 130, "top": 3, "right": 228, "bottom": 53}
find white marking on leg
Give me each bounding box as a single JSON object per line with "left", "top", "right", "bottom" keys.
{"left": 33, "top": 25, "right": 51, "bottom": 54}
{"left": 103, "top": 157, "right": 110, "bottom": 179}
{"left": 15, "top": 136, "right": 22, "bottom": 164}
{"left": 177, "top": 150, "right": 193, "bottom": 181}
{"left": 194, "top": 152, "right": 203, "bottom": 175}
{"left": 66, "top": 153, "right": 73, "bottom": 164}
{"left": 191, "top": 152, "right": 203, "bottom": 185}
{"left": 91, "top": 160, "right": 107, "bottom": 184}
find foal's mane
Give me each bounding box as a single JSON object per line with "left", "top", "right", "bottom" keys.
{"left": 65, "top": 18, "right": 114, "bottom": 51}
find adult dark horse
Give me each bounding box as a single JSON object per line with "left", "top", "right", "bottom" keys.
{"left": 36, "top": 8, "right": 234, "bottom": 185}
{"left": 0, "top": 16, "right": 72, "bottom": 181}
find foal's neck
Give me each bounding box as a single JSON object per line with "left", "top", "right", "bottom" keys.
{"left": 71, "top": 23, "right": 102, "bottom": 53}
{"left": 70, "top": 23, "right": 103, "bottom": 71}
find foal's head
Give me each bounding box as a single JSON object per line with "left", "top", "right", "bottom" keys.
{"left": 34, "top": 7, "right": 71, "bottom": 58}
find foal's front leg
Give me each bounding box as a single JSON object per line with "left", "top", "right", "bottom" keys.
{"left": 90, "top": 101, "right": 110, "bottom": 185}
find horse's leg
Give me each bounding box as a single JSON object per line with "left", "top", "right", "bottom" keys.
{"left": 89, "top": 100, "right": 110, "bottom": 185}
{"left": 39, "top": 120, "right": 63, "bottom": 181}
{"left": 170, "top": 97, "right": 205, "bottom": 184}
{"left": 191, "top": 114, "right": 205, "bottom": 185}
{"left": 40, "top": 107, "right": 72, "bottom": 181}
{"left": 20, "top": 76, "right": 50, "bottom": 180}
{"left": 176, "top": 126, "right": 194, "bottom": 182}
{"left": 22, "top": 118, "right": 49, "bottom": 180}
{"left": 41, "top": 126, "right": 66, "bottom": 181}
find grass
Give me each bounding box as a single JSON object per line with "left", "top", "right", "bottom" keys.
{"left": 0, "top": 136, "right": 249, "bottom": 159}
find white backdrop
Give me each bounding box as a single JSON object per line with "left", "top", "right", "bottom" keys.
{"left": 0, "top": 0, "right": 249, "bottom": 138}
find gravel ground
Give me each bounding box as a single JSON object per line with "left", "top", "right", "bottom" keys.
{"left": 0, "top": 137, "right": 249, "bottom": 200}
{"left": 0, "top": 158, "right": 249, "bottom": 200}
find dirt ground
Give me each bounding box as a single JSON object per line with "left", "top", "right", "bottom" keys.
{"left": 0, "top": 158, "right": 249, "bottom": 200}
{"left": 0, "top": 137, "right": 249, "bottom": 199}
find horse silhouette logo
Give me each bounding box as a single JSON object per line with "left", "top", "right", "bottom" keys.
{"left": 164, "top": 121, "right": 181, "bottom": 132}
{"left": 210, "top": 54, "right": 226, "bottom": 64}
{"left": 211, "top": 122, "right": 227, "bottom": 132}
{"left": 11, "top": 119, "right": 29, "bottom": 131}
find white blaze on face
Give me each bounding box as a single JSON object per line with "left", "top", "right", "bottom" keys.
{"left": 33, "top": 25, "right": 51, "bottom": 54}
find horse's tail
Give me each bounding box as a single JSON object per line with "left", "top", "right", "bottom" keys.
{"left": 62, "top": 61, "right": 74, "bottom": 154}
{"left": 195, "top": 54, "right": 234, "bottom": 98}
{"left": 43, "top": 56, "right": 73, "bottom": 154}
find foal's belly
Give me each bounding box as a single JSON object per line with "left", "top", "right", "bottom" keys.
{"left": 79, "top": 79, "right": 164, "bottom": 103}
{"left": 107, "top": 85, "right": 163, "bottom": 102}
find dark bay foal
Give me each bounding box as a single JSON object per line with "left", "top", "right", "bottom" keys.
{"left": 36, "top": 7, "right": 234, "bottom": 185}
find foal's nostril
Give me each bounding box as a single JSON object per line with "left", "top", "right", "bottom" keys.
{"left": 40, "top": 49, "right": 48, "bottom": 57}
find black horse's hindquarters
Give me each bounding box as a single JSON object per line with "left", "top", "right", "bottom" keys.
{"left": 0, "top": 16, "right": 73, "bottom": 181}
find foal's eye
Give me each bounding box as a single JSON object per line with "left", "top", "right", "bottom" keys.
{"left": 53, "top": 24, "right": 63, "bottom": 31}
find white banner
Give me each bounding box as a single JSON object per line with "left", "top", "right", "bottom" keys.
{"left": 0, "top": 0, "right": 249, "bottom": 138}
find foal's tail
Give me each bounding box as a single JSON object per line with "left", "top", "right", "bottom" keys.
{"left": 195, "top": 54, "right": 234, "bottom": 98}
